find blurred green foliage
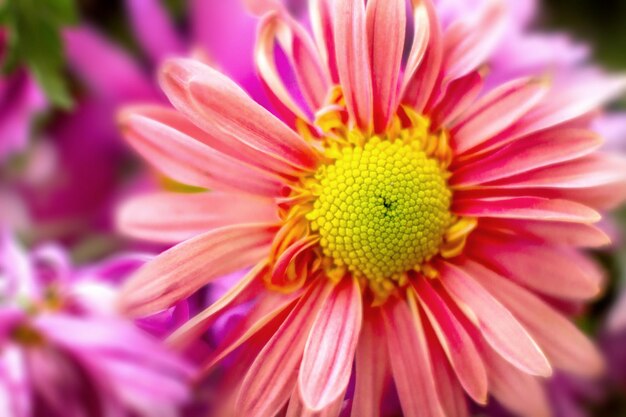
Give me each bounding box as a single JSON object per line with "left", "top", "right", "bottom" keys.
{"left": 0, "top": 0, "right": 77, "bottom": 108}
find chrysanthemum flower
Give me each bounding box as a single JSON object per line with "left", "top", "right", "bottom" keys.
{"left": 0, "top": 230, "right": 192, "bottom": 417}
{"left": 118, "top": 0, "right": 626, "bottom": 415}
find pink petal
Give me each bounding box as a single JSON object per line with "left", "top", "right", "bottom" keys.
{"left": 256, "top": 12, "right": 331, "bottom": 121}
{"left": 236, "top": 280, "right": 334, "bottom": 416}
{"left": 467, "top": 235, "right": 602, "bottom": 300}
{"left": 299, "top": 278, "right": 362, "bottom": 411}
{"left": 485, "top": 153, "right": 626, "bottom": 190}
{"left": 366, "top": 0, "right": 406, "bottom": 132}
{"left": 507, "top": 71, "right": 626, "bottom": 140}
{"left": 460, "top": 259, "right": 604, "bottom": 377}
{"left": 453, "top": 197, "right": 601, "bottom": 223}
{"left": 382, "top": 295, "right": 445, "bottom": 417}
{"left": 401, "top": 0, "right": 443, "bottom": 112}
{"left": 118, "top": 192, "right": 279, "bottom": 244}
{"left": 442, "top": 0, "right": 506, "bottom": 82}
{"left": 119, "top": 224, "right": 276, "bottom": 317}
{"left": 400, "top": 1, "right": 430, "bottom": 102}
{"left": 124, "top": 0, "right": 184, "bottom": 64}
{"left": 414, "top": 279, "right": 488, "bottom": 404}
{"left": 451, "top": 77, "right": 548, "bottom": 154}
{"left": 350, "top": 307, "right": 388, "bottom": 417}
{"left": 160, "top": 58, "right": 318, "bottom": 176}
{"left": 438, "top": 261, "right": 552, "bottom": 377}
{"left": 452, "top": 128, "right": 602, "bottom": 186}
{"left": 309, "top": 0, "right": 339, "bottom": 83}
{"left": 286, "top": 388, "right": 345, "bottom": 417}
{"left": 200, "top": 288, "right": 303, "bottom": 373}
{"left": 424, "top": 320, "right": 469, "bottom": 417}
{"left": 479, "top": 218, "right": 611, "bottom": 248}
{"left": 119, "top": 106, "right": 284, "bottom": 196}
{"left": 167, "top": 262, "right": 267, "bottom": 350}
{"left": 473, "top": 331, "right": 551, "bottom": 417}
{"left": 334, "top": 0, "right": 373, "bottom": 130}
{"left": 430, "top": 70, "right": 484, "bottom": 129}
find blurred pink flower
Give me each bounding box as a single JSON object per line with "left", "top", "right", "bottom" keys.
{"left": 0, "top": 230, "right": 193, "bottom": 417}
{"left": 115, "top": 0, "right": 626, "bottom": 415}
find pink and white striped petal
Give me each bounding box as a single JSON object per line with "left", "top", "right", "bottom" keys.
{"left": 366, "top": 0, "right": 406, "bottom": 132}
{"left": 473, "top": 332, "right": 551, "bottom": 417}
{"left": 484, "top": 153, "right": 626, "bottom": 190}
{"left": 467, "top": 236, "right": 603, "bottom": 300}
{"left": 479, "top": 218, "right": 611, "bottom": 248}
{"left": 453, "top": 197, "right": 601, "bottom": 223}
{"left": 382, "top": 294, "right": 445, "bottom": 417}
{"left": 200, "top": 288, "right": 302, "bottom": 374}
{"left": 118, "top": 192, "right": 279, "bottom": 244}
{"left": 119, "top": 107, "right": 284, "bottom": 196}
{"left": 236, "top": 280, "right": 334, "bottom": 417}
{"left": 350, "top": 307, "right": 388, "bottom": 417}
{"left": 299, "top": 277, "right": 362, "bottom": 412}
{"left": 430, "top": 70, "right": 484, "bottom": 130}
{"left": 334, "top": 0, "right": 373, "bottom": 130}
{"left": 160, "top": 58, "right": 318, "bottom": 176}
{"left": 452, "top": 128, "right": 602, "bottom": 186}
{"left": 460, "top": 259, "right": 604, "bottom": 377}
{"left": 438, "top": 261, "right": 552, "bottom": 377}
{"left": 425, "top": 320, "right": 470, "bottom": 417}
{"left": 167, "top": 262, "right": 267, "bottom": 349}
{"left": 414, "top": 279, "right": 488, "bottom": 404}
{"left": 401, "top": 0, "right": 443, "bottom": 112}
{"left": 451, "top": 77, "right": 548, "bottom": 154}
{"left": 119, "top": 224, "right": 276, "bottom": 317}
{"left": 442, "top": 0, "right": 506, "bottom": 83}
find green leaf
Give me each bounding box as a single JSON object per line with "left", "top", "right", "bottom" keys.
{"left": 1, "top": 0, "right": 78, "bottom": 109}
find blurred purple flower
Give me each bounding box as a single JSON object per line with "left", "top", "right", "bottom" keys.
{"left": 0, "top": 229, "right": 193, "bottom": 417}
{"left": 12, "top": 0, "right": 281, "bottom": 241}
{"left": 0, "top": 32, "right": 46, "bottom": 163}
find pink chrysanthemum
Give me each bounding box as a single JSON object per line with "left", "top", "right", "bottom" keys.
{"left": 118, "top": 0, "right": 626, "bottom": 416}
{"left": 0, "top": 230, "right": 192, "bottom": 417}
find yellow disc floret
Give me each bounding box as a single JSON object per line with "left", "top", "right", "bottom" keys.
{"left": 307, "top": 137, "right": 452, "bottom": 282}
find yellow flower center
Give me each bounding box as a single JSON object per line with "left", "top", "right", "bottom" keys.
{"left": 307, "top": 137, "right": 452, "bottom": 282}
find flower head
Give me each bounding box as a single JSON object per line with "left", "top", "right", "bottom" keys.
{"left": 118, "top": 0, "right": 626, "bottom": 415}
{"left": 0, "top": 230, "right": 192, "bottom": 417}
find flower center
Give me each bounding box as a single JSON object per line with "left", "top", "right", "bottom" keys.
{"left": 307, "top": 137, "right": 452, "bottom": 282}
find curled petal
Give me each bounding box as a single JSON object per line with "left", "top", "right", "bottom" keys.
{"left": 256, "top": 12, "right": 331, "bottom": 122}
{"left": 309, "top": 0, "right": 339, "bottom": 82}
